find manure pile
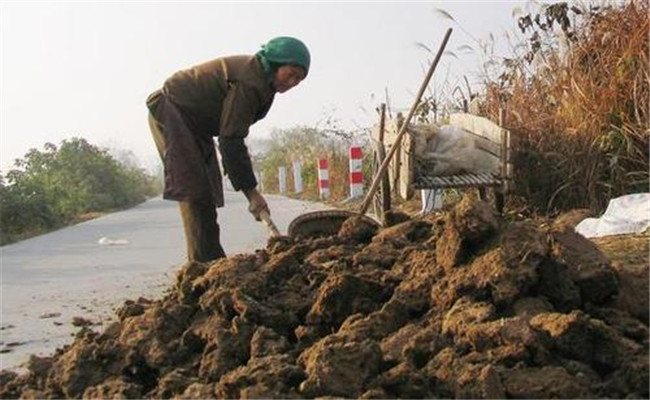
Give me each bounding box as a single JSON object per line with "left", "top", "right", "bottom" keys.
{"left": 1, "top": 196, "right": 648, "bottom": 399}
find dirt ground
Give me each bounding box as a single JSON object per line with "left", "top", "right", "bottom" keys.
{"left": 0, "top": 195, "right": 647, "bottom": 399}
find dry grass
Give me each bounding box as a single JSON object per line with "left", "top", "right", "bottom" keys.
{"left": 592, "top": 232, "right": 649, "bottom": 273}
{"left": 481, "top": 1, "right": 649, "bottom": 214}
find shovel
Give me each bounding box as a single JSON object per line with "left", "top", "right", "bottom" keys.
{"left": 259, "top": 209, "right": 285, "bottom": 239}
{"left": 283, "top": 28, "right": 453, "bottom": 239}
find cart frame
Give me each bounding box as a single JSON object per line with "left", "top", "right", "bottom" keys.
{"left": 370, "top": 109, "right": 513, "bottom": 215}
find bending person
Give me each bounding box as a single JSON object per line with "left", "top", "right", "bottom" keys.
{"left": 146, "top": 36, "right": 310, "bottom": 262}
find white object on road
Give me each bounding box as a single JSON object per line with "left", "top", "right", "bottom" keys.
{"left": 575, "top": 193, "right": 650, "bottom": 238}
{"left": 98, "top": 236, "right": 129, "bottom": 246}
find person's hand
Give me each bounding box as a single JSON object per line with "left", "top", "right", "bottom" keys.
{"left": 245, "top": 188, "right": 269, "bottom": 221}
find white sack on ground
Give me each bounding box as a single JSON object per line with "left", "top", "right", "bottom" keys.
{"left": 575, "top": 193, "right": 650, "bottom": 238}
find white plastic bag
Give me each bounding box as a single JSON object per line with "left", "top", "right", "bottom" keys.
{"left": 415, "top": 125, "right": 498, "bottom": 175}
{"left": 575, "top": 193, "right": 650, "bottom": 238}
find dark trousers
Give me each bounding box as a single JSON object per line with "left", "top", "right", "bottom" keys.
{"left": 148, "top": 113, "right": 226, "bottom": 263}
{"left": 178, "top": 200, "right": 226, "bottom": 262}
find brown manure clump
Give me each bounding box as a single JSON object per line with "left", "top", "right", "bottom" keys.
{"left": 1, "top": 195, "right": 647, "bottom": 399}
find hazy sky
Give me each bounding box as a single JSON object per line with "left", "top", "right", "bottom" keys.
{"left": 1, "top": 1, "right": 532, "bottom": 172}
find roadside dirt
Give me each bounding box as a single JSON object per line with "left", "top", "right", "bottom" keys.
{"left": 1, "top": 195, "right": 647, "bottom": 399}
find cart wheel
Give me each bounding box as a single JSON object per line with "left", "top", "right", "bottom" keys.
{"left": 371, "top": 141, "right": 391, "bottom": 223}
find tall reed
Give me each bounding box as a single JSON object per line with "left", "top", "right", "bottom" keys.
{"left": 481, "top": 1, "right": 648, "bottom": 213}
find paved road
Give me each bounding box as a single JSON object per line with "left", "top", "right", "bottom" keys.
{"left": 0, "top": 192, "right": 328, "bottom": 371}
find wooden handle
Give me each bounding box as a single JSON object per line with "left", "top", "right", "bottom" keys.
{"left": 359, "top": 28, "right": 453, "bottom": 215}
{"left": 259, "top": 209, "right": 281, "bottom": 237}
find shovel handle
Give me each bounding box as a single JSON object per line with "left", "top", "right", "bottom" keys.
{"left": 359, "top": 28, "right": 453, "bottom": 216}
{"left": 259, "top": 209, "right": 281, "bottom": 238}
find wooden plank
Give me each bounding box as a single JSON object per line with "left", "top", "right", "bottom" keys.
{"left": 376, "top": 117, "right": 400, "bottom": 198}
{"left": 399, "top": 130, "right": 414, "bottom": 200}
{"left": 380, "top": 113, "right": 414, "bottom": 200}
{"left": 473, "top": 135, "right": 502, "bottom": 157}
{"left": 449, "top": 113, "right": 507, "bottom": 143}
{"left": 379, "top": 115, "right": 403, "bottom": 146}
{"left": 393, "top": 117, "right": 404, "bottom": 199}
{"left": 505, "top": 129, "right": 514, "bottom": 191}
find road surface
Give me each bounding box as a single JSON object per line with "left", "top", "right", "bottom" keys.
{"left": 0, "top": 192, "right": 328, "bottom": 371}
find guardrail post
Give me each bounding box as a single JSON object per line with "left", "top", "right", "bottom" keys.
{"left": 292, "top": 161, "right": 303, "bottom": 194}
{"left": 318, "top": 159, "right": 330, "bottom": 200}
{"left": 349, "top": 146, "right": 363, "bottom": 198}
{"left": 278, "top": 166, "right": 287, "bottom": 194}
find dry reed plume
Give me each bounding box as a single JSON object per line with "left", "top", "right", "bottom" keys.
{"left": 482, "top": 1, "right": 649, "bottom": 213}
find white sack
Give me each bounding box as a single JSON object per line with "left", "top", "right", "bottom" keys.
{"left": 575, "top": 193, "right": 650, "bottom": 238}
{"left": 414, "top": 125, "right": 498, "bottom": 176}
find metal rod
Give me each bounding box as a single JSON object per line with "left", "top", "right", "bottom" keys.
{"left": 359, "top": 28, "right": 453, "bottom": 215}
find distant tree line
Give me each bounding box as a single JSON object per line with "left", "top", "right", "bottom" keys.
{"left": 0, "top": 137, "right": 162, "bottom": 245}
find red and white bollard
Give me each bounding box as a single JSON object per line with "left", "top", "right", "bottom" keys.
{"left": 318, "top": 159, "right": 330, "bottom": 200}
{"left": 349, "top": 146, "right": 363, "bottom": 198}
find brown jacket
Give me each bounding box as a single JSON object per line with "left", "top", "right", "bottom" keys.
{"left": 147, "top": 55, "right": 275, "bottom": 206}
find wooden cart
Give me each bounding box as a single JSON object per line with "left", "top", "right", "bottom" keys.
{"left": 369, "top": 110, "right": 513, "bottom": 218}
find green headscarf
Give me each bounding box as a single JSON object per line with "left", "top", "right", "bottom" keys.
{"left": 256, "top": 36, "right": 311, "bottom": 81}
